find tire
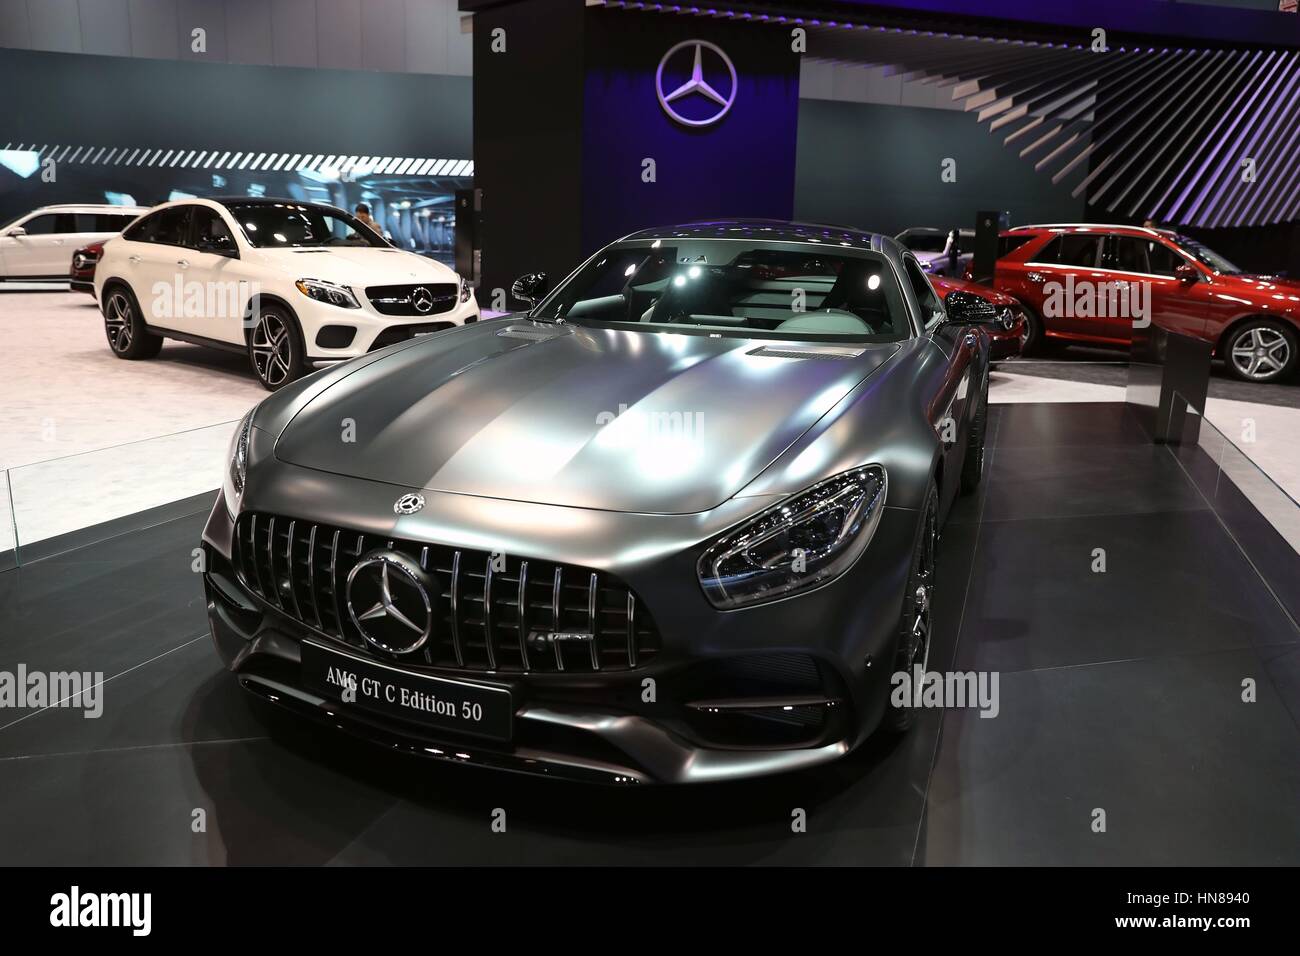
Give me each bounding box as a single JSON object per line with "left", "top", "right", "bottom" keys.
{"left": 102, "top": 284, "right": 163, "bottom": 360}
{"left": 1018, "top": 304, "right": 1049, "bottom": 357}
{"left": 1222, "top": 319, "right": 1298, "bottom": 384}
{"left": 248, "top": 304, "right": 306, "bottom": 391}
{"left": 960, "top": 370, "right": 988, "bottom": 495}
{"left": 884, "top": 481, "right": 938, "bottom": 734}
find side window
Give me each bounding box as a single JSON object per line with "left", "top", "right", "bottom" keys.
{"left": 998, "top": 234, "right": 1036, "bottom": 259}
{"left": 1103, "top": 236, "right": 1149, "bottom": 273}
{"left": 123, "top": 212, "right": 158, "bottom": 242}
{"left": 1055, "top": 234, "right": 1103, "bottom": 267}
{"left": 77, "top": 213, "right": 138, "bottom": 232}
{"left": 150, "top": 206, "right": 192, "bottom": 247}
{"left": 1146, "top": 241, "right": 1184, "bottom": 277}
{"left": 189, "top": 207, "right": 237, "bottom": 254}
{"left": 21, "top": 213, "right": 76, "bottom": 235}
{"left": 904, "top": 257, "right": 945, "bottom": 330}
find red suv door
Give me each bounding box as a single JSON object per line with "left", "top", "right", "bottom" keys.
{"left": 1015, "top": 231, "right": 1109, "bottom": 342}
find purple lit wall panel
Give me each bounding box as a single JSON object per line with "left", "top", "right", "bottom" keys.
{"left": 580, "top": 9, "right": 801, "bottom": 253}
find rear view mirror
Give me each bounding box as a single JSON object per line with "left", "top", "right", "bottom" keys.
{"left": 511, "top": 272, "right": 549, "bottom": 307}
{"left": 1175, "top": 263, "right": 1199, "bottom": 283}
{"left": 6, "top": 226, "right": 26, "bottom": 238}
{"left": 943, "top": 289, "right": 1000, "bottom": 325}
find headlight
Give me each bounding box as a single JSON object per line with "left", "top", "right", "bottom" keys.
{"left": 459, "top": 275, "right": 473, "bottom": 304}
{"left": 223, "top": 410, "right": 255, "bottom": 515}
{"left": 295, "top": 277, "right": 361, "bottom": 309}
{"left": 698, "top": 465, "right": 887, "bottom": 610}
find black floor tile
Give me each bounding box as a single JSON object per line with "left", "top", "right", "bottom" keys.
{"left": 981, "top": 444, "right": 1207, "bottom": 522}
{"left": 952, "top": 510, "right": 1296, "bottom": 674}
{"left": 991, "top": 401, "right": 1150, "bottom": 448}
{"left": 918, "top": 648, "right": 1300, "bottom": 865}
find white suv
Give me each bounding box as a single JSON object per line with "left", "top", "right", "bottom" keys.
{"left": 1, "top": 204, "right": 148, "bottom": 281}
{"left": 93, "top": 197, "right": 479, "bottom": 390}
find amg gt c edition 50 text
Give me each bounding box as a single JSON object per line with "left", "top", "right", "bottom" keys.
{"left": 202, "top": 220, "right": 997, "bottom": 784}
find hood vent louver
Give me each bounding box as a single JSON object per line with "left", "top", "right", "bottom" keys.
{"left": 748, "top": 344, "right": 865, "bottom": 361}
{"left": 496, "top": 324, "right": 573, "bottom": 342}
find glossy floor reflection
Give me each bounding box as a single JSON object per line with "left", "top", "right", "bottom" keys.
{"left": 0, "top": 403, "right": 1296, "bottom": 865}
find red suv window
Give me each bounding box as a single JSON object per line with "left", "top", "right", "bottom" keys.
{"left": 1033, "top": 233, "right": 1104, "bottom": 267}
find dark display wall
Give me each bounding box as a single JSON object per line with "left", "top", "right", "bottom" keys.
{"left": 793, "top": 97, "right": 1087, "bottom": 238}
{"left": 0, "top": 47, "right": 472, "bottom": 259}
{"left": 471, "top": 2, "right": 800, "bottom": 298}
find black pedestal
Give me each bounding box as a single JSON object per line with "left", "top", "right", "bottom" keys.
{"left": 1126, "top": 325, "right": 1213, "bottom": 445}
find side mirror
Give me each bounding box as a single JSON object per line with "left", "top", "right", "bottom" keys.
{"left": 6, "top": 226, "right": 26, "bottom": 238}
{"left": 943, "top": 289, "right": 1001, "bottom": 326}
{"left": 511, "top": 271, "right": 549, "bottom": 307}
{"left": 1175, "top": 263, "right": 1199, "bottom": 283}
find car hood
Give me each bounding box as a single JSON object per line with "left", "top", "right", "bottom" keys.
{"left": 273, "top": 323, "right": 899, "bottom": 514}
{"left": 250, "top": 246, "right": 457, "bottom": 286}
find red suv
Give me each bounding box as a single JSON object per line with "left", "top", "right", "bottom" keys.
{"left": 984, "top": 224, "right": 1300, "bottom": 383}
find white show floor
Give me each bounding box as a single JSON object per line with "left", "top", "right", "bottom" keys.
{"left": 1, "top": 290, "right": 263, "bottom": 549}
{"left": 1, "top": 290, "right": 1297, "bottom": 554}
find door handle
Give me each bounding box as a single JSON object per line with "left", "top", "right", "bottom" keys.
{"left": 128, "top": 255, "right": 141, "bottom": 263}
{"left": 177, "top": 259, "right": 190, "bottom": 269}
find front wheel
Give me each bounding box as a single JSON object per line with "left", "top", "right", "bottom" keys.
{"left": 883, "top": 482, "right": 938, "bottom": 734}
{"left": 248, "top": 305, "right": 305, "bottom": 391}
{"left": 102, "top": 285, "right": 162, "bottom": 360}
{"left": 1223, "top": 319, "right": 1297, "bottom": 384}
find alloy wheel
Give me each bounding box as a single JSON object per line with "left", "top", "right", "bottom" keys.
{"left": 251, "top": 312, "right": 293, "bottom": 388}
{"left": 901, "top": 503, "right": 937, "bottom": 679}
{"left": 105, "top": 292, "right": 134, "bottom": 353}
{"left": 1231, "top": 327, "right": 1290, "bottom": 380}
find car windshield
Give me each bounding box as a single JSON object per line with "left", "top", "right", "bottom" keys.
{"left": 534, "top": 241, "right": 911, "bottom": 342}
{"left": 226, "top": 202, "right": 387, "bottom": 249}
{"left": 1175, "top": 235, "right": 1243, "bottom": 275}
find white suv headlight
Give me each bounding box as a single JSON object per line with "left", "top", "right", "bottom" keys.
{"left": 698, "top": 465, "right": 887, "bottom": 610}
{"left": 459, "top": 276, "right": 473, "bottom": 304}
{"left": 295, "top": 277, "right": 361, "bottom": 309}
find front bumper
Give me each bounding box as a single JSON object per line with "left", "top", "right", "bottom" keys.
{"left": 300, "top": 293, "right": 480, "bottom": 365}
{"left": 202, "top": 480, "right": 916, "bottom": 784}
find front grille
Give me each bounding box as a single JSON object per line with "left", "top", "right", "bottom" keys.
{"left": 366, "top": 283, "right": 457, "bottom": 316}
{"left": 234, "top": 512, "right": 661, "bottom": 673}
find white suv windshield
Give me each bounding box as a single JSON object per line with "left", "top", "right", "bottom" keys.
{"left": 226, "top": 202, "right": 387, "bottom": 249}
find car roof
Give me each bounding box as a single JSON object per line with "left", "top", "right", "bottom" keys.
{"left": 618, "top": 218, "right": 892, "bottom": 253}
{"left": 139, "top": 196, "right": 350, "bottom": 217}
{"left": 24, "top": 204, "right": 150, "bottom": 213}
{"left": 1005, "top": 223, "right": 1179, "bottom": 239}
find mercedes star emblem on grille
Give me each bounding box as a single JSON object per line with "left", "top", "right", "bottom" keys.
{"left": 410, "top": 286, "right": 435, "bottom": 314}
{"left": 394, "top": 492, "right": 425, "bottom": 515}
{"left": 345, "top": 551, "right": 436, "bottom": 654}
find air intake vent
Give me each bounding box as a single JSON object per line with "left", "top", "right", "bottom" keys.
{"left": 748, "top": 344, "right": 864, "bottom": 360}
{"left": 496, "top": 324, "right": 572, "bottom": 341}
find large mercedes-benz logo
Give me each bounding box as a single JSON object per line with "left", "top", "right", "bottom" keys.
{"left": 411, "top": 286, "right": 435, "bottom": 314}
{"left": 346, "top": 551, "right": 436, "bottom": 654}
{"left": 656, "top": 39, "right": 737, "bottom": 128}
{"left": 394, "top": 492, "right": 425, "bottom": 515}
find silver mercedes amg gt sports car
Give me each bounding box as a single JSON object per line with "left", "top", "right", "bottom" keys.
{"left": 201, "top": 219, "right": 995, "bottom": 784}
